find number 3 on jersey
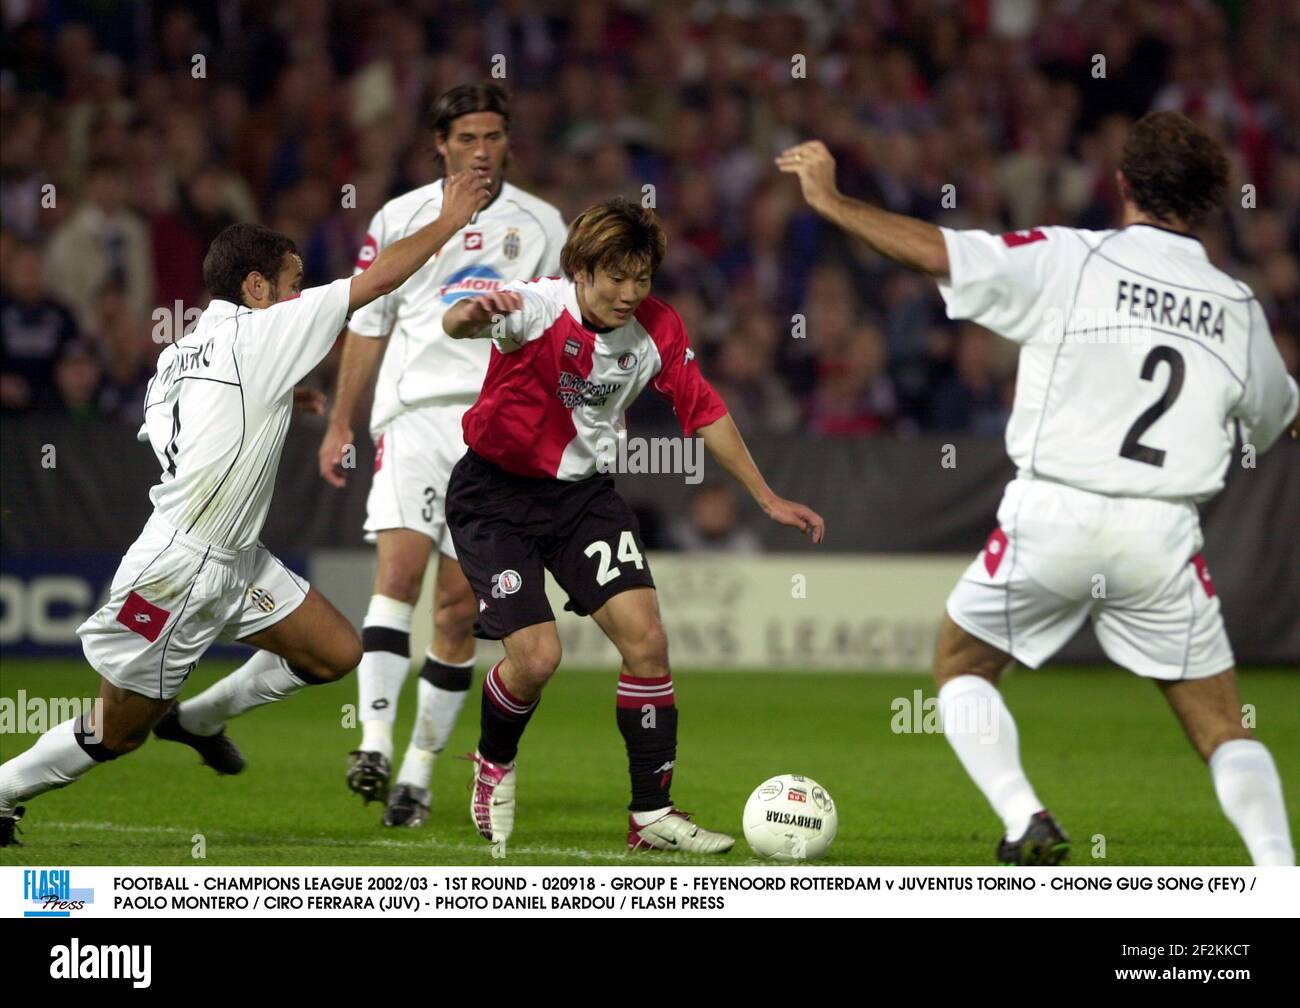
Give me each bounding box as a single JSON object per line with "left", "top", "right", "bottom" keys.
{"left": 585, "top": 531, "right": 645, "bottom": 586}
{"left": 1120, "top": 346, "right": 1185, "bottom": 468}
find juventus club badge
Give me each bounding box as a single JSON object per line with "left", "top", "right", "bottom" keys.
{"left": 503, "top": 227, "right": 521, "bottom": 260}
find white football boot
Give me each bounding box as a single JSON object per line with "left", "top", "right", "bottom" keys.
{"left": 628, "top": 809, "right": 735, "bottom": 854}
{"left": 468, "top": 751, "right": 516, "bottom": 857}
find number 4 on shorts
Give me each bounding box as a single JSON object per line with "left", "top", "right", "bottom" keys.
{"left": 585, "top": 530, "right": 645, "bottom": 586}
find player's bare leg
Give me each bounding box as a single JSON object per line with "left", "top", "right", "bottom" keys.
{"left": 156, "top": 588, "right": 361, "bottom": 774}
{"left": 591, "top": 587, "right": 734, "bottom": 854}
{"left": 467, "top": 622, "right": 558, "bottom": 854}
{"left": 933, "top": 613, "right": 1068, "bottom": 865}
{"left": 1158, "top": 668, "right": 1294, "bottom": 865}
{"left": 0, "top": 678, "right": 174, "bottom": 846}
{"left": 386, "top": 553, "right": 479, "bottom": 827}
{"left": 348, "top": 527, "right": 434, "bottom": 803}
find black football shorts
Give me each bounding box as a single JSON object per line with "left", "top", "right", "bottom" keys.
{"left": 446, "top": 449, "right": 656, "bottom": 640}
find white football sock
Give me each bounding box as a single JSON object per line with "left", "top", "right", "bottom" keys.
{"left": 0, "top": 717, "right": 98, "bottom": 811}
{"left": 939, "top": 675, "right": 1043, "bottom": 841}
{"left": 357, "top": 595, "right": 414, "bottom": 761}
{"left": 1209, "top": 738, "right": 1294, "bottom": 866}
{"left": 395, "top": 662, "right": 474, "bottom": 788}
{"left": 179, "top": 650, "right": 312, "bottom": 736}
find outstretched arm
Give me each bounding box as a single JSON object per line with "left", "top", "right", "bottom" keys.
{"left": 776, "top": 140, "right": 949, "bottom": 277}
{"left": 697, "top": 413, "right": 825, "bottom": 544}
{"left": 443, "top": 291, "right": 526, "bottom": 340}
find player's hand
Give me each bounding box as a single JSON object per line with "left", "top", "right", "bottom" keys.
{"left": 318, "top": 420, "right": 353, "bottom": 488}
{"left": 465, "top": 290, "right": 525, "bottom": 329}
{"left": 775, "top": 141, "right": 840, "bottom": 213}
{"left": 294, "top": 386, "right": 326, "bottom": 415}
{"left": 763, "top": 496, "right": 826, "bottom": 544}
{"left": 439, "top": 170, "right": 493, "bottom": 231}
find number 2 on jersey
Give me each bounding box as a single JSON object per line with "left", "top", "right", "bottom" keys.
{"left": 1119, "top": 346, "right": 1185, "bottom": 467}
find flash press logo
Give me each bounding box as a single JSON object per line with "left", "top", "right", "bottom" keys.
{"left": 22, "top": 869, "right": 94, "bottom": 917}
{"left": 49, "top": 939, "right": 151, "bottom": 988}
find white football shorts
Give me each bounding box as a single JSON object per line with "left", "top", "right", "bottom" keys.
{"left": 946, "top": 477, "right": 1234, "bottom": 680}
{"left": 78, "top": 512, "right": 310, "bottom": 699}
{"left": 363, "top": 402, "right": 470, "bottom": 557}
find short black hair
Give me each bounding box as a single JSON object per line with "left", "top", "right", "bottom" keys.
{"left": 202, "top": 223, "right": 296, "bottom": 304}
{"left": 1119, "top": 112, "right": 1228, "bottom": 228}
{"left": 428, "top": 82, "right": 510, "bottom": 151}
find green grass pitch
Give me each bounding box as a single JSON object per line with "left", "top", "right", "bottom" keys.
{"left": 1, "top": 659, "right": 1295, "bottom": 866}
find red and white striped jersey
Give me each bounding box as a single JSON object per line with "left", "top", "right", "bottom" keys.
{"left": 462, "top": 276, "right": 727, "bottom": 480}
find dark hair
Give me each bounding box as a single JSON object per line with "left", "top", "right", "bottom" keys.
{"left": 202, "top": 223, "right": 296, "bottom": 304}
{"left": 1119, "top": 112, "right": 1228, "bottom": 228}
{"left": 560, "top": 198, "right": 667, "bottom": 280}
{"left": 428, "top": 82, "right": 511, "bottom": 153}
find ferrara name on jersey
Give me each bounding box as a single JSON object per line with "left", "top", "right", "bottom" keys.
{"left": 938, "top": 224, "right": 1299, "bottom": 502}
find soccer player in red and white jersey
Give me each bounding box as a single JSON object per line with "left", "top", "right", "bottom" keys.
{"left": 440, "top": 198, "right": 825, "bottom": 855}
{"left": 779, "top": 112, "right": 1298, "bottom": 865}
{"left": 0, "top": 172, "right": 491, "bottom": 847}
{"left": 318, "top": 83, "right": 567, "bottom": 828}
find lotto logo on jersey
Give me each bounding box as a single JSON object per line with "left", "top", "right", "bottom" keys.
{"left": 464, "top": 231, "right": 483, "bottom": 250}
{"left": 438, "top": 265, "right": 505, "bottom": 303}
{"left": 116, "top": 592, "right": 170, "bottom": 643}
{"left": 354, "top": 234, "right": 379, "bottom": 270}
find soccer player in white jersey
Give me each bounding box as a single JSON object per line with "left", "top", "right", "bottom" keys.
{"left": 440, "top": 198, "right": 825, "bottom": 855}
{"left": 0, "top": 173, "right": 491, "bottom": 847}
{"left": 317, "top": 83, "right": 567, "bottom": 828}
{"left": 779, "top": 111, "right": 1297, "bottom": 866}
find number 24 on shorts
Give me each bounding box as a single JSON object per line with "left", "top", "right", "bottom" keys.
{"left": 585, "top": 531, "right": 645, "bottom": 586}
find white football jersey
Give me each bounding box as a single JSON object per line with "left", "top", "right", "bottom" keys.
{"left": 350, "top": 179, "right": 567, "bottom": 432}
{"left": 139, "top": 279, "right": 352, "bottom": 549}
{"left": 939, "top": 224, "right": 1298, "bottom": 501}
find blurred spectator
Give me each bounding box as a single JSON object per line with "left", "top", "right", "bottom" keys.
{"left": 710, "top": 313, "right": 801, "bottom": 434}
{"left": 85, "top": 281, "right": 154, "bottom": 422}
{"left": 1, "top": 241, "right": 79, "bottom": 411}
{"left": 928, "top": 324, "right": 1012, "bottom": 435}
{"left": 44, "top": 158, "right": 154, "bottom": 332}
{"left": 668, "top": 484, "right": 762, "bottom": 554}
{"left": 807, "top": 321, "right": 899, "bottom": 436}
{"left": 54, "top": 342, "right": 103, "bottom": 421}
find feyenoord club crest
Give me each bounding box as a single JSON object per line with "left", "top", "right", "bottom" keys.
{"left": 491, "top": 569, "right": 522, "bottom": 598}
{"left": 617, "top": 351, "right": 637, "bottom": 370}
{"left": 503, "top": 227, "right": 521, "bottom": 260}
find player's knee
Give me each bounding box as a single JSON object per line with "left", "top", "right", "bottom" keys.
{"left": 374, "top": 565, "right": 423, "bottom": 605}
{"left": 626, "top": 621, "right": 670, "bottom": 677}
{"left": 434, "top": 583, "right": 477, "bottom": 641}
{"left": 512, "top": 643, "right": 561, "bottom": 692}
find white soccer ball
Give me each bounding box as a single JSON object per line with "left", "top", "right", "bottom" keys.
{"left": 742, "top": 774, "right": 838, "bottom": 861}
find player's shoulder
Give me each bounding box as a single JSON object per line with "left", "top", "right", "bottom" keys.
{"left": 498, "top": 182, "right": 565, "bottom": 229}
{"left": 508, "top": 273, "right": 569, "bottom": 302}
{"left": 372, "top": 181, "right": 445, "bottom": 231}
{"left": 633, "top": 294, "right": 686, "bottom": 340}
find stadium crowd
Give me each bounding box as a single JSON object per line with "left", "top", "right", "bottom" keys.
{"left": 2, "top": 0, "right": 1297, "bottom": 437}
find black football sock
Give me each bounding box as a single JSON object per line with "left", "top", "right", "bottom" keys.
{"left": 616, "top": 671, "right": 677, "bottom": 812}
{"left": 477, "top": 660, "right": 537, "bottom": 765}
